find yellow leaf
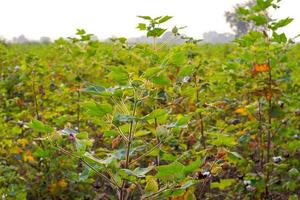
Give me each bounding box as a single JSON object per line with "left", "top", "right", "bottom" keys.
{"left": 17, "top": 138, "right": 29, "bottom": 147}
{"left": 252, "top": 63, "right": 270, "bottom": 75}
{"left": 265, "top": 90, "right": 273, "bottom": 101}
{"left": 10, "top": 146, "right": 23, "bottom": 154}
{"left": 250, "top": 134, "right": 257, "bottom": 140}
{"left": 211, "top": 166, "right": 222, "bottom": 175}
{"left": 23, "top": 150, "right": 34, "bottom": 162}
{"left": 58, "top": 179, "right": 68, "bottom": 188}
{"left": 235, "top": 108, "right": 248, "bottom": 116}
{"left": 145, "top": 176, "right": 158, "bottom": 192}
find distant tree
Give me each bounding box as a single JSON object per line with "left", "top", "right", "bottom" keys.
{"left": 12, "top": 35, "right": 29, "bottom": 43}
{"left": 0, "top": 36, "right": 6, "bottom": 44}
{"left": 225, "top": 0, "right": 270, "bottom": 37}
{"left": 203, "top": 31, "right": 235, "bottom": 43}
{"left": 40, "top": 36, "right": 51, "bottom": 43}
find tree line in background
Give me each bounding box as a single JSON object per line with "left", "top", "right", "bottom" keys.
{"left": 1, "top": 0, "right": 274, "bottom": 44}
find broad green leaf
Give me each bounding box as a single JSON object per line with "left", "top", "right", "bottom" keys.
{"left": 107, "top": 66, "right": 129, "bottom": 85}
{"left": 249, "top": 14, "right": 268, "bottom": 26}
{"left": 84, "top": 152, "right": 114, "bottom": 165}
{"left": 211, "top": 179, "right": 236, "bottom": 190}
{"left": 288, "top": 168, "right": 300, "bottom": 177}
{"left": 144, "top": 109, "right": 168, "bottom": 120}
{"left": 76, "top": 132, "right": 89, "bottom": 139}
{"left": 151, "top": 74, "right": 171, "bottom": 85}
{"left": 144, "top": 66, "right": 162, "bottom": 78}
{"left": 237, "top": 7, "right": 250, "bottom": 15}
{"left": 82, "top": 85, "right": 106, "bottom": 94}
{"left": 156, "top": 161, "right": 185, "bottom": 181}
{"left": 181, "top": 179, "right": 199, "bottom": 189}
{"left": 156, "top": 126, "right": 169, "bottom": 140}
{"left": 184, "top": 158, "right": 202, "bottom": 174}
{"left": 272, "top": 32, "right": 287, "bottom": 43}
{"left": 147, "top": 28, "right": 167, "bottom": 37}
{"left": 210, "top": 134, "right": 236, "bottom": 147}
{"left": 145, "top": 176, "right": 159, "bottom": 192}
{"left": 285, "top": 141, "right": 300, "bottom": 152}
{"left": 176, "top": 115, "right": 192, "bottom": 127}
{"left": 178, "top": 65, "right": 195, "bottom": 77}
{"left": 270, "top": 17, "right": 293, "bottom": 31}
{"left": 172, "top": 52, "right": 186, "bottom": 65}
{"left": 137, "top": 15, "right": 152, "bottom": 20}
{"left": 83, "top": 102, "right": 113, "bottom": 117}
{"left": 122, "top": 167, "right": 154, "bottom": 178}
{"left": 137, "top": 23, "right": 147, "bottom": 30}
{"left": 253, "top": 0, "right": 273, "bottom": 11}
{"left": 158, "top": 16, "right": 173, "bottom": 24}
{"left": 29, "top": 119, "right": 53, "bottom": 133}
{"left": 115, "top": 114, "right": 136, "bottom": 123}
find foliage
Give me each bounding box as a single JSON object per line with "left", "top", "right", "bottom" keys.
{"left": 1, "top": 0, "right": 300, "bottom": 199}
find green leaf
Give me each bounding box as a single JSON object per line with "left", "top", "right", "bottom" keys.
{"left": 270, "top": 17, "right": 293, "bottom": 31}
{"left": 269, "top": 106, "right": 284, "bottom": 118}
{"left": 29, "top": 119, "right": 53, "bottom": 133}
{"left": 151, "top": 74, "right": 171, "bottom": 85}
{"left": 83, "top": 102, "right": 113, "bottom": 117}
{"left": 176, "top": 115, "right": 192, "bottom": 127}
{"left": 107, "top": 66, "right": 129, "bottom": 85}
{"left": 288, "top": 168, "right": 300, "bottom": 177}
{"left": 284, "top": 181, "right": 298, "bottom": 191}
{"left": 158, "top": 16, "right": 173, "bottom": 24}
{"left": 272, "top": 32, "right": 287, "bottom": 43}
{"left": 122, "top": 167, "right": 154, "bottom": 178}
{"left": 84, "top": 152, "right": 114, "bottom": 165}
{"left": 144, "top": 109, "right": 168, "bottom": 120}
{"left": 253, "top": 0, "right": 273, "bottom": 11}
{"left": 76, "top": 29, "right": 86, "bottom": 35}
{"left": 137, "top": 23, "right": 147, "bottom": 30}
{"left": 211, "top": 179, "right": 236, "bottom": 190}
{"left": 184, "top": 158, "right": 202, "bottom": 174}
{"left": 156, "top": 161, "right": 185, "bottom": 181}
{"left": 229, "top": 151, "right": 244, "bottom": 160}
{"left": 249, "top": 14, "right": 268, "bottom": 26}
{"left": 83, "top": 85, "right": 106, "bottom": 94}
{"left": 210, "top": 134, "right": 236, "bottom": 147}
{"left": 172, "top": 52, "right": 186, "bottom": 65}
{"left": 181, "top": 179, "right": 199, "bottom": 189}
{"left": 285, "top": 141, "right": 300, "bottom": 152}
{"left": 156, "top": 126, "right": 169, "bottom": 140}
{"left": 147, "top": 28, "right": 167, "bottom": 37}
{"left": 33, "top": 147, "right": 50, "bottom": 158}
{"left": 237, "top": 7, "right": 250, "bottom": 15}
{"left": 115, "top": 114, "right": 136, "bottom": 123}
{"left": 134, "top": 130, "right": 151, "bottom": 137}
{"left": 137, "top": 15, "right": 152, "bottom": 20}
{"left": 178, "top": 65, "right": 195, "bottom": 77}
{"left": 76, "top": 132, "right": 89, "bottom": 139}
{"left": 145, "top": 176, "right": 159, "bottom": 192}
{"left": 144, "top": 67, "right": 162, "bottom": 78}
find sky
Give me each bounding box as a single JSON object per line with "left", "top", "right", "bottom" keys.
{"left": 0, "top": 0, "right": 299, "bottom": 41}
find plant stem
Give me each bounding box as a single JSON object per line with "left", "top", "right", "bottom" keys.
{"left": 130, "top": 141, "right": 162, "bottom": 165}
{"left": 199, "top": 112, "right": 206, "bottom": 149}
{"left": 195, "top": 73, "right": 206, "bottom": 148}
{"left": 153, "top": 37, "right": 157, "bottom": 50}
{"left": 265, "top": 58, "right": 272, "bottom": 198}
{"left": 257, "top": 98, "right": 264, "bottom": 171}
{"left": 76, "top": 81, "right": 80, "bottom": 132}
{"left": 155, "top": 117, "right": 160, "bottom": 166}
{"left": 55, "top": 146, "right": 120, "bottom": 191}
{"left": 120, "top": 97, "right": 138, "bottom": 200}
{"left": 32, "top": 71, "right": 39, "bottom": 119}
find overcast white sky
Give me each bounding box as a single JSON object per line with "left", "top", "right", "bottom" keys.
{"left": 0, "top": 0, "right": 299, "bottom": 41}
